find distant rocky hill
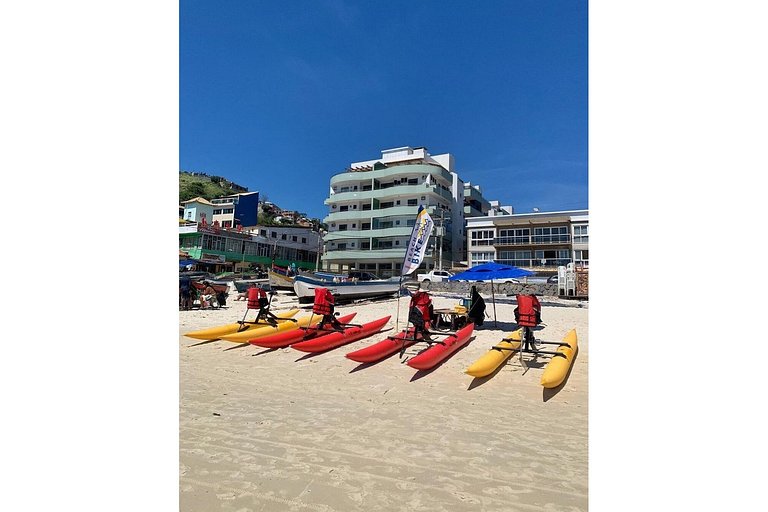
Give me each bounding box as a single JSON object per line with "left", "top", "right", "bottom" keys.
{"left": 179, "top": 171, "right": 249, "bottom": 202}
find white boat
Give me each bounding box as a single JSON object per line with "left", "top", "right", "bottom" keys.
{"left": 293, "top": 272, "right": 401, "bottom": 303}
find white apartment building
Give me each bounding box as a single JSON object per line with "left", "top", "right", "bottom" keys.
{"left": 322, "top": 146, "right": 495, "bottom": 278}
{"left": 465, "top": 209, "right": 589, "bottom": 269}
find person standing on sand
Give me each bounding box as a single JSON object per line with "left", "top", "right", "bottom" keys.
{"left": 180, "top": 275, "right": 192, "bottom": 310}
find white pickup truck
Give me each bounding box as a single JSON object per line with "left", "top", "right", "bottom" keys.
{"left": 416, "top": 269, "right": 454, "bottom": 282}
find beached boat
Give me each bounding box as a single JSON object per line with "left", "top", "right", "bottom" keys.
{"left": 268, "top": 265, "right": 295, "bottom": 290}
{"left": 292, "top": 273, "right": 401, "bottom": 303}
{"left": 183, "top": 309, "right": 300, "bottom": 340}
{"left": 291, "top": 316, "right": 391, "bottom": 353}
{"left": 465, "top": 329, "right": 522, "bottom": 378}
{"left": 540, "top": 329, "right": 578, "bottom": 388}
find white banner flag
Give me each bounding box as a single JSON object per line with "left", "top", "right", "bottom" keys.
{"left": 401, "top": 206, "right": 434, "bottom": 276}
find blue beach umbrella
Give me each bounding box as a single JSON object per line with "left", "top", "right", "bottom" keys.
{"left": 448, "top": 262, "right": 534, "bottom": 327}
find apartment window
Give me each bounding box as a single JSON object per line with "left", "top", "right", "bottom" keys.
{"left": 361, "top": 242, "right": 370, "bottom": 249}
{"left": 497, "top": 250, "right": 531, "bottom": 266}
{"left": 271, "top": 231, "right": 277, "bottom": 238}
{"left": 186, "top": 212, "right": 192, "bottom": 219}
{"left": 395, "top": 220, "right": 400, "bottom": 225}
{"left": 533, "top": 226, "right": 569, "bottom": 244}
{"left": 406, "top": 219, "right": 415, "bottom": 227}
{"left": 470, "top": 230, "right": 494, "bottom": 246}
{"left": 362, "top": 204, "right": 371, "bottom": 211}
{"left": 407, "top": 199, "right": 417, "bottom": 206}
{"left": 395, "top": 240, "right": 400, "bottom": 245}
{"left": 353, "top": 205, "right": 357, "bottom": 209}
{"left": 352, "top": 224, "right": 356, "bottom": 228}
{"left": 301, "top": 238, "right": 306, "bottom": 243}
{"left": 573, "top": 225, "right": 589, "bottom": 244}
{"left": 292, "top": 236, "right": 297, "bottom": 242}
{"left": 339, "top": 224, "right": 348, "bottom": 231}
{"left": 396, "top": 200, "right": 401, "bottom": 205}
{"left": 213, "top": 209, "right": 223, "bottom": 215}
{"left": 498, "top": 228, "right": 530, "bottom": 244}
{"left": 338, "top": 243, "right": 347, "bottom": 250}
{"left": 380, "top": 201, "right": 394, "bottom": 208}
{"left": 408, "top": 178, "right": 418, "bottom": 185}
{"left": 340, "top": 205, "right": 349, "bottom": 212}
{"left": 281, "top": 234, "right": 287, "bottom": 240}
{"left": 223, "top": 208, "right": 234, "bottom": 214}
{"left": 472, "top": 252, "right": 495, "bottom": 264}
{"left": 362, "top": 222, "right": 371, "bottom": 230}
{"left": 222, "top": 220, "right": 232, "bottom": 228}
{"left": 575, "top": 249, "right": 589, "bottom": 263}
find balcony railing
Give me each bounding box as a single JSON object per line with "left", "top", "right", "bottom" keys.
{"left": 494, "top": 235, "right": 572, "bottom": 245}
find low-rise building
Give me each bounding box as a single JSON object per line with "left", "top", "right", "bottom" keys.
{"left": 465, "top": 209, "right": 589, "bottom": 270}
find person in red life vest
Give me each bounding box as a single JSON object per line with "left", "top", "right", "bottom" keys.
{"left": 514, "top": 294, "right": 542, "bottom": 351}
{"left": 405, "top": 285, "right": 435, "bottom": 337}
{"left": 313, "top": 287, "right": 343, "bottom": 330}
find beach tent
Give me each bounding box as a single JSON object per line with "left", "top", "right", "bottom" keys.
{"left": 448, "top": 261, "right": 534, "bottom": 327}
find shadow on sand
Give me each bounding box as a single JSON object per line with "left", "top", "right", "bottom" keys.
{"left": 188, "top": 339, "right": 220, "bottom": 347}
{"left": 251, "top": 347, "right": 277, "bottom": 357}
{"left": 224, "top": 342, "right": 252, "bottom": 351}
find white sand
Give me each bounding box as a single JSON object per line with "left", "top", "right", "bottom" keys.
{"left": 179, "top": 289, "right": 588, "bottom": 511}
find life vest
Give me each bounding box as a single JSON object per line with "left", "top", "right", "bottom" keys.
{"left": 248, "top": 287, "right": 268, "bottom": 310}
{"left": 409, "top": 291, "right": 433, "bottom": 329}
{"left": 515, "top": 294, "right": 541, "bottom": 327}
{"left": 312, "top": 287, "right": 335, "bottom": 316}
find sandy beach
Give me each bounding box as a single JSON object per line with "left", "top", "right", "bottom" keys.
{"left": 179, "top": 289, "right": 588, "bottom": 511}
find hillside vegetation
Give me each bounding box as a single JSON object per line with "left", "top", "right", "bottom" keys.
{"left": 179, "top": 172, "right": 248, "bottom": 203}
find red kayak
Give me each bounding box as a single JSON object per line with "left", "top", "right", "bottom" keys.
{"left": 345, "top": 327, "right": 424, "bottom": 363}
{"left": 249, "top": 313, "right": 357, "bottom": 348}
{"left": 291, "top": 316, "right": 391, "bottom": 353}
{"left": 406, "top": 323, "right": 476, "bottom": 370}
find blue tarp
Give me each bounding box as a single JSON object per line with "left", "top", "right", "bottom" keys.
{"left": 179, "top": 259, "right": 199, "bottom": 268}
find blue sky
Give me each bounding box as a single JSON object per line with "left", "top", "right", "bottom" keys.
{"left": 180, "top": 0, "right": 587, "bottom": 219}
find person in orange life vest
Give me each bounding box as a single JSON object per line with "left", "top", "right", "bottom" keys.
{"left": 312, "top": 287, "right": 343, "bottom": 330}
{"left": 514, "top": 294, "right": 542, "bottom": 351}
{"left": 405, "top": 286, "right": 435, "bottom": 336}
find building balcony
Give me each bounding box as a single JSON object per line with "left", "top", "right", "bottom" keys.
{"left": 330, "top": 163, "right": 453, "bottom": 188}
{"left": 493, "top": 235, "right": 572, "bottom": 246}
{"left": 325, "top": 183, "right": 449, "bottom": 205}
{"left": 325, "top": 226, "right": 413, "bottom": 241}
{"left": 323, "top": 247, "right": 435, "bottom": 261}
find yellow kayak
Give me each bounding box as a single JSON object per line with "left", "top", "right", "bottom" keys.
{"left": 465, "top": 329, "right": 522, "bottom": 378}
{"left": 218, "top": 313, "right": 318, "bottom": 342}
{"left": 183, "top": 309, "right": 300, "bottom": 340}
{"left": 540, "top": 329, "right": 578, "bottom": 388}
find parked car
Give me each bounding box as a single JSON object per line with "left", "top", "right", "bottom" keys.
{"left": 547, "top": 275, "right": 559, "bottom": 284}
{"left": 417, "top": 270, "right": 454, "bottom": 282}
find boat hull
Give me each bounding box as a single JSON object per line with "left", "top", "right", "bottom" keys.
{"left": 250, "top": 313, "right": 357, "bottom": 348}
{"left": 291, "top": 316, "right": 391, "bottom": 353}
{"left": 293, "top": 274, "right": 400, "bottom": 304}
{"left": 218, "top": 312, "right": 313, "bottom": 342}
{"left": 345, "top": 328, "right": 423, "bottom": 363}
{"left": 406, "top": 323, "right": 476, "bottom": 370}
{"left": 465, "top": 329, "right": 522, "bottom": 378}
{"left": 540, "top": 329, "right": 578, "bottom": 388}
{"left": 183, "top": 309, "right": 299, "bottom": 340}
{"left": 268, "top": 270, "right": 295, "bottom": 290}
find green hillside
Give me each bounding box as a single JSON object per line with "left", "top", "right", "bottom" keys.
{"left": 179, "top": 172, "right": 248, "bottom": 203}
